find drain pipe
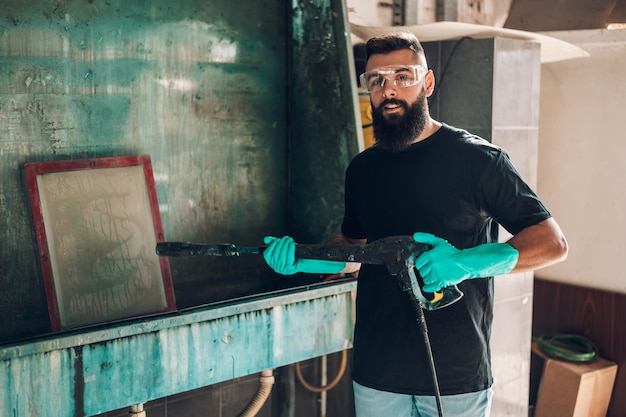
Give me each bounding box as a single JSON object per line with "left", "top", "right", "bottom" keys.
{"left": 129, "top": 404, "right": 146, "bottom": 417}
{"left": 127, "top": 371, "right": 275, "bottom": 417}
{"left": 237, "top": 369, "right": 276, "bottom": 417}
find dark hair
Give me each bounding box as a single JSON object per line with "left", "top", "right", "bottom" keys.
{"left": 364, "top": 31, "right": 425, "bottom": 64}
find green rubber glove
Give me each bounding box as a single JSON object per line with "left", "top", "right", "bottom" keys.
{"left": 263, "top": 236, "right": 346, "bottom": 275}
{"left": 412, "top": 232, "right": 519, "bottom": 293}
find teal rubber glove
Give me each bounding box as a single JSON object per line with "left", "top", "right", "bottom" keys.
{"left": 263, "top": 236, "right": 346, "bottom": 275}
{"left": 412, "top": 232, "right": 519, "bottom": 293}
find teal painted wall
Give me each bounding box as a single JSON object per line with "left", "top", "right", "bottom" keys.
{"left": 0, "top": 0, "right": 360, "bottom": 342}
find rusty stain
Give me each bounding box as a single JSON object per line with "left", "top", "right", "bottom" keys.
{"left": 73, "top": 345, "right": 85, "bottom": 417}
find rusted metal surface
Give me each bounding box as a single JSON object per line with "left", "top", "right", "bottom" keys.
{"left": 0, "top": 0, "right": 289, "bottom": 341}
{"left": 288, "top": 0, "right": 362, "bottom": 244}
{"left": 1, "top": 0, "right": 360, "bottom": 342}
{"left": 0, "top": 280, "right": 356, "bottom": 417}
{"left": 0, "top": 0, "right": 361, "bottom": 413}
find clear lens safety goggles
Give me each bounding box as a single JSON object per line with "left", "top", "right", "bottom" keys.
{"left": 359, "top": 65, "right": 428, "bottom": 93}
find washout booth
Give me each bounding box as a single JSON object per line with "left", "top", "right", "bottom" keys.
{"left": 0, "top": 0, "right": 362, "bottom": 415}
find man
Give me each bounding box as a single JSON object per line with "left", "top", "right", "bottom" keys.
{"left": 263, "top": 32, "right": 568, "bottom": 417}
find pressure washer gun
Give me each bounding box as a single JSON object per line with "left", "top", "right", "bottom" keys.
{"left": 155, "top": 235, "right": 463, "bottom": 311}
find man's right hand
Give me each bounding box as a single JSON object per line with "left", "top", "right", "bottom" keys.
{"left": 263, "top": 236, "right": 346, "bottom": 275}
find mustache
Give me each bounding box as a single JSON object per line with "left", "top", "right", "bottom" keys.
{"left": 377, "top": 98, "right": 407, "bottom": 109}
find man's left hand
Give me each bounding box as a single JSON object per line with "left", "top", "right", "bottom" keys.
{"left": 412, "top": 232, "right": 519, "bottom": 293}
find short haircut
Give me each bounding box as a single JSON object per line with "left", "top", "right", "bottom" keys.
{"left": 364, "top": 31, "right": 426, "bottom": 66}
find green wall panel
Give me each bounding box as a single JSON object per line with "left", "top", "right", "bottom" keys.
{"left": 0, "top": 0, "right": 289, "bottom": 342}
{"left": 0, "top": 0, "right": 360, "bottom": 347}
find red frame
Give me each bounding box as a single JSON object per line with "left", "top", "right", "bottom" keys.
{"left": 25, "top": 155, "right": 176, "bottom": 330}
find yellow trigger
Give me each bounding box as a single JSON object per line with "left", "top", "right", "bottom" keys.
{"left": 430, "top": 291, "right": 444, "bottom": 303}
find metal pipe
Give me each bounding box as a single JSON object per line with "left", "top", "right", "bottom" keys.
{"left": 129, "top": 403, "right": 146, "bottom": 417}
{"left": 320, "top": 355, "right": 327, "bottom": 417}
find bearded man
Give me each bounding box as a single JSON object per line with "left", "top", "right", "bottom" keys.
{"left": 262, "top": 31, "right": 568, "bottom": 417}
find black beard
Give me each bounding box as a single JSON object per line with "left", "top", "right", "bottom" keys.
{"left": 372, "top": 88, "right": 428, "bottom": 152}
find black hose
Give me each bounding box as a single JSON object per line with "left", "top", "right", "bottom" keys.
{"left": 407, "top": 289, "right": 444, "bottom": 417}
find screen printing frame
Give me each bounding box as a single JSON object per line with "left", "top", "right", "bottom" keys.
{"left": 25, "top": 155, "right": 176, "bottom": 331}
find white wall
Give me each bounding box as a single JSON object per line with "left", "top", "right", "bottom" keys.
{"left": 346, "top": 0, "right": 394, "bottom": 29}
{"left": 536, "top": 29, "right": 626, "bottom": 294}
{"left": 346, "top": 0, "right": 512, "bottom": 29}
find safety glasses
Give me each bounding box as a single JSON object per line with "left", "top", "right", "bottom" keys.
{"left": 359, "top": 65, "right": 428, "bottom": 93}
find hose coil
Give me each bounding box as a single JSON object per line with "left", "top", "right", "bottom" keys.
{"left": 533, "top": 334, "right": 599, "bottom": 363}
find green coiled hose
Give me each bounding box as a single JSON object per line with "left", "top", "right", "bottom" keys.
{"left": 533, "top": 334, "right": 599, "bottom": 363}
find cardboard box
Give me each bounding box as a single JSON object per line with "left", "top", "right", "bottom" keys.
{"left": 532, "top": 343, "right": 618, "bottom": 417}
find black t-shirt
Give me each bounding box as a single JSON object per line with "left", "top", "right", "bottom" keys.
{"left": 341, "top": 123, "right": 551, "bottom": 395}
